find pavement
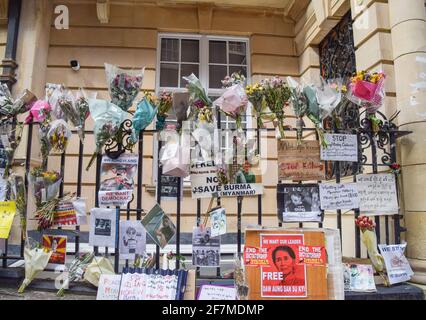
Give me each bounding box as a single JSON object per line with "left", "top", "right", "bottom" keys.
{"left": 0, "top": 286, "right": 96, "bottom": 300}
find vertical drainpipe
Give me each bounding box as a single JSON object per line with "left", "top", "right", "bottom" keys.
{"left": 0, "top": 0, "right": 22, "bottom": 89}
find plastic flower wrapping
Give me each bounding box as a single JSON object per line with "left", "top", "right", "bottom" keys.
{"left": 155, "top": 91, "right": 173, "bottom": 131}
{"left": 0, "top": 84, "right": 37, "bottom": 121}
{"left": 261, "top": 76, "right": 291, "bottom": 140}
{"left": 246, "top": 83, "right": 275, "bottom": 128}
{"left": 47, "top": 119, "right": 71, "bottom": 154}
{"left": 0, "top": 123, "right": 24, "bottom": 178}
{"left": 57, "top": 252, "right": 95, "bottom": 297}
{"left": 105, "top": 63, "right": 144, "bottom": 112}
{"left": 303, "top": 84, "right": 328, "bottom": 148}
{"left": 86, "top": 99, "right": 127, "bottom": 171}
{"left": 159, "top": 125, "right": 190, "bottom": 178}
{"left": 46, "top": 83, "right": 68, "bottom": 120}
{"left": 347, "top": 71, "right": 386, "bottom": 113}
{"left": 355, "top": 215, "right": 389, "bottom": 286}
{"left": 8, "top": 174, "right": 27, "bottom": 239}
{"left": 83, "top": 256, "right": 115, "bottom": 287}
{"left": 131, "top": 95, "right": 158, "bottom": 142}
{"left": 214, "top": 73, "right": 249, "bottom": 130}
{"left": 18, "top": 239, "right": 52, "bottom": 293}
{"left": 28, "top": 167, "right": 62, "bottom": 209}
{"left": 25, "top": 100, "right": 51, "bottom": 124}
{"left": 287, "top": 77, "right": 309, "bottom": 144}
{"left": 315, "top": 78, "right": 343, "bottom": 119}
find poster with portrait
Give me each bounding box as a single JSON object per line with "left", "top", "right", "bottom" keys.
{"left": 42, "top": 235, "right": 67, "bottom": 271}
{"left": 141, "top": 204, "right": 176, "bottom": 249}
{"left": 98, "top": 154, "right": 138, "bottom": 207}
{"left": 210, "top": 207, "right": 226, "bottom": 238}
{"left": 89, "top": 208, "right": 117, "bottom": 248}
{"left": 277, "top": 140, "right": 325, "bottom": 181}
{"left": 277, "top": 184, "right": 322, "bottom": 223}
{"left": 192, "top": 226, "right": 220, "bottom": 268}
{"left": 119, "top": 220, "right": 146, "bottom": 260}
{"left": 260, "top": 234, "right": 307, "bottom": 298}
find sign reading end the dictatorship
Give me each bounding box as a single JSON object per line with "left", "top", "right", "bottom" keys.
{"left": 190, "top": 161, "right": 263, "bottom": 199}
{"left": 320, "top": 134, "right": 358, "bottom": 162}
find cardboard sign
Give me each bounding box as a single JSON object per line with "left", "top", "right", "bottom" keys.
{"left": 378, "top": 244, "right": 414, "bottom": 285}
{"left": 97, "top": 274, "right": 122, "bottom": 300}
{"left": 260, "top": 234, "right": 307, "bottom": 298}
{"left": 197, "top": 285, "right": 237, "bottom": 300}
{"left": 320, "top": 134, "right": 358, "bottom": 162}
{"left": 89, "top": 208, "right": 117, "bottom": 248}
{"left": 42, "top": 235, "right": 67, "bottom": 271}
{"left": 319, "top": 183, "right": 359, "bottom": 210}
{"left": 118, "top": 273, "right": 146, "bottom": 300}
{"left": 0, "top": 201, "right": 16, "bottom": 239}
{"left": 244, "top": 246, "right": 270, "bottom": 267}
{"left": 278, "top": 140, "right": 325, "bottom": 181}
{"left": 356, "top": 174, "right": 398, "bottom": 215}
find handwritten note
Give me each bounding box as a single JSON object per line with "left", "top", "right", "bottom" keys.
{"left": 321, "top": 134, "right": 358, "bottom": 162}
{"left": 356, "top": 174, "right": 398, "bottom": 215}
{"left": 197, "top": 285, "right": 237, "bottom": 300}
{"left": 278, "top": 140, "right": 325, "bottom": 181}
{"left": 319, "top": 183, "right": 359, "bottom": 210}
{"left": 96, "top": 274, "right": 122, "bottom": 300}
{"left": 118, "top": 273, "right": 147, "bottom": 300}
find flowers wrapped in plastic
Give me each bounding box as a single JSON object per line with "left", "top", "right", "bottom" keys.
{"left": 246, "top": 83, "right": 274, "bottom": 128}
{"left": 18, "top": 239, "right": 52, "bottom": 293}
{"left": 34, "top": 193, "right": 75, "bottom": 231}
{"left": 261, "top": 77, "right": 291, "bottom": 140}
{"left": 57, "top": 252, "right": 95, "bottom": 297}
{"left": 214, "top": 73, "right": 248, "bottom": 130}
{"left": 131, "top": 94, "right": 158, "bottom": 142}
{"left": 105, "top": 63, "right": 144, "bottom": 112}
{"left": 155, "top": 91, "right": 173, "bottom": 131}
{"left": 315, "top": 78, "right": 343, "bottom": 119}
{"left": 86, "top": 99, "right": 127, "bottom": 171}
{"left": 287, "top": 77, "right": 309, "bottom": 144}
{"left": 0, "top": 123, "right": 23, "bottom": 178}
{"left": 8, "top": 174, "right": 27, "bottom": 239}
{"left": 28, "top": 167, "right": 62, "bottom": 209}
{"left": 347, "top": 71, "right": 385, "bottom": 113}
{"left": 355, "top": 215, "right": 389, "bottom": 286}
{"left": 303, "top": 84, "right": 328, "bottom": 148}
{"left": 183, "top": 73, "right": 214, "bottom": 124}
{"left": 83, "top": 256, "right": 115, "bottom": 287}
{"left": 46, "top": 83, "right": 67, "bottom": 120}
{"left": 58, "top": 88, "right": 94, "bottom": 141}
{"left": 25, "top": 100, "right": 51, "bottom": 124}
{"left": 0, "top": 84, "right": 37, "bottom": 122}
{"left": 47, "top": 119, "right": 71, "bottom": 154}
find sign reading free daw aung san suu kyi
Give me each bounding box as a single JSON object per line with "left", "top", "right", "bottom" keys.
{"left": 190, "top": 161, "right": 263, "bottom": 199}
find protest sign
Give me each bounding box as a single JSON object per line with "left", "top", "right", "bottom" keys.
{"left": 378, "top": 244, "right": 414, "bottom": 285}
{"left": 89, "top": 208, "right": 117, "bottom": 248}
{"left": 197, "top": 285, "right": 237, "bottom": 300}
{"left": 42, "top": 235, "right": 67, "bottom": 271}
{"left": 97, "top": 274, "right": 122, "bottom": 300}
{"left": 319, "top": 183, "right": 359, "bottom": 210}
{"left": 0, "top": 201, "right": 16, "bottom": 239}
{"left": 320, "top": 134, "right": 358, "bottom": 162}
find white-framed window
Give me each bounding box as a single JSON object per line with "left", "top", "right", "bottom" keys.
{"left": 153, "top": 33, "right": 252, "bottom": 185}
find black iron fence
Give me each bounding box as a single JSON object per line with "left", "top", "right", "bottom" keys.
{"left": 0, "top": 108, "right": 410, "bottom": 277}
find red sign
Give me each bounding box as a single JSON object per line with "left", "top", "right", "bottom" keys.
{"left": 260, "top": 234, "right": 307, "bottom": 298}
{"left": 298, "top": 246, "right": 326, "bottom": 266}
{"left": 53, "top": 201, "right": 77, "bottom": 227}
{"left": 244, "top": 246, "right": 270, "bottom": 267}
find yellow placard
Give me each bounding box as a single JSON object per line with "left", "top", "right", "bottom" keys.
{"left": 0, "top": 201, "right": 17, "bottom": 239}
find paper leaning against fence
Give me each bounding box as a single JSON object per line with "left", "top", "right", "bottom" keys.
{"left": 378, "top": 243, "right": 414, "bottom": 285}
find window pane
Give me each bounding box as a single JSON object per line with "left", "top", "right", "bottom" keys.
{"left": 209, "top": 65, "right": 227, "bottom": 89}
{"left": 180, "top": 64, "right": 199, "bottom": 87}
{"left": 229, "top": 41, "right": 247, "bottom": 65}
{"left": 229, "top": 66, "right": 247, "bottom": 78}
{"left": 209, "top": 41, "right": 227, "bottom": 63}
{"left": 181, "top": 39, "right": 199, "bottom": 63}
{"left": 160, "top": 63, "right": 179, "bottom": 87}
{"left": 161, "top": 38, "right": 179, "bottom": 62}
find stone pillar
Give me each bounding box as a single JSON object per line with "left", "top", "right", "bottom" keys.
{"left": 388, "top": 0, "right": 426, "bottom": 284}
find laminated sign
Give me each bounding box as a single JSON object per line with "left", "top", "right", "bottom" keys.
{"left": 378, "top": 244, "right": 414, "bottom": 285}
{"left": 98, "top": 154, "right": 138, "bottom": 207}
{"left": 0, "top": 201, "right": 16, "bottom": 239}
{"left": 320, "top": 134, "right": 358, "bottom": 162}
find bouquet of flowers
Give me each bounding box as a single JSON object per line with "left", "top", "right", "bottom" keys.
{"left": 355, "top": 215, "right": 389, "bottom": 285}
{"left": 132, "top": 93, "right": 158, "bottom": 142}
{"left": 105, "top": 63, "right": 144, "bottom": 112}
{"left": 315, "top": 78, "right": 344, "bottom": 119}
{"left": 261, "top": 77, "right": 291, "bottom": 140}
{"left": 347, "top": 71, "right": 386, "bottom": 113}
{"left": 18, "top": 239, "right": 52, "bottom": 293}
{"left": 86, "top": 99, "right": 127, "bottom": 171}
{"left": 34, "top": 192, "right": 75, "bottom": 230}
{"left": 214, "top": 73, "right": 249, "bottom": 130}
{"left": 9, "top": 174, "right": 27, "bottom": 239}
{"left": 47, "top": 119, "right": 71, "bottom": 154}
{"left": 28, "top": 167, "right": 62, "bottom": 209}
{"left": 46, "top": 83, "right": 68, "bottom": 120}
{"left": 57, "top": 252, "right": 95, "bottom": 297}
{"left": 246, "top": 83, "right": 275, "bottom": 128}
{"left": 0, "top": 123, "right": 23, "bottom": 178}
{"left": 0, "top": 84, "right": 37, "bottom": 122}
{"left": 183, "top": 73, "right": 213, "bottom": 124}
{"left": 303, "top": 84, "right": 328, "bottom": 148}
{"left": 155, "top": 91, "right": 173, "bottom": 131}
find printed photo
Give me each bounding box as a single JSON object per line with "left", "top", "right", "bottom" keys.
{"left": 142, "top": 204, "right": 176, "bottom": 249}
{"left": 192, "top": 226, "right": 221, "bottom": 267}
{"left": 277, "top": 184, "right": 322, "bottom": 223}
{"left": 210, "top": 207, "right": 226, "bottom": 238}
{"left": 42, "top": 235, "right": 67, "bottom": 271}
{"left": 89, "top": 208, "right": 117, "bottom": 248}
{"left": 119, "top": 220, "right": 146, "bottom": 260}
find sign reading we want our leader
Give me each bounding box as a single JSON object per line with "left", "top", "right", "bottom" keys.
{"left": 190, "top": 161, "right": 263, "bottom": 199}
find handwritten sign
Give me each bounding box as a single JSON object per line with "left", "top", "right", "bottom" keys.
{"left": 97, "top": 274, "right": 122, "bottom": 300}
{"left": 197, "top": 285, "right": 237, "bottom": 300}
{"left": 319, "top": 183, "right": 359, "bottom": 210}
{"left": 321, "top": 134, "right": 358, "bottom": 162}
{"left": 356, "top": 174, "right": 398, "bottom": 215}
{"left": 118, "top": 273, "right": 146, "bottom": 300}
{"left": 278, "top": 140, "right": 325, "bottom": 181}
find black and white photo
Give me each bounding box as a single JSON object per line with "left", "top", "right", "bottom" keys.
{"left": 89, "top": 208, "right": 117, "bottom": 248}
{"left": 192, "top": 226, "right": 220, "bottom": 267}
{"left": 119, "top": 220, "right": 146, "bottom": 260}
{"left": 277, "top": 184, "right": 322, "bottom": 223}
